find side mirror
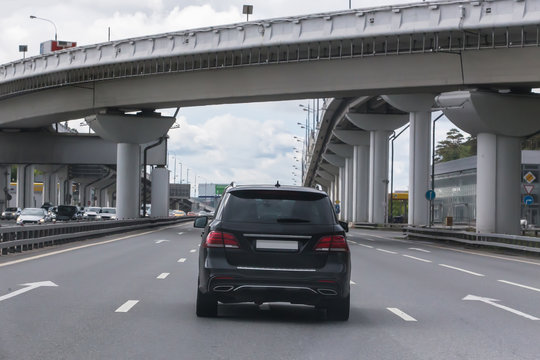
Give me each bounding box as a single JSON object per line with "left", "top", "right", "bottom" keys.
{"left": 194, "top": 216, "right": 208, "bottom": 228}
{"left": 339, "top": 221, "right": 349, "bottom": 233}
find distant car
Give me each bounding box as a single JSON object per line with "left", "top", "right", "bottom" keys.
{"left": 100, "top": 207, "right": 117, "bottom": 220}
{"left": 83, "top": 207, "right": 102, "bottom": 220}
{"left": 16, "top": 208, "right": 50, "bottom": 225}
{"left": 194, "top": 184, "right": 350, "bottom": 320}
{"left": 520, "top": 218, "right": 528, "bottom": 229}
{"left": 187, "top": 211, "right": 197, "bottom": 216}
{"left": 173, "top": 210, "right": 186, "bottom": 217}
{"left": 1, "top": 207, "right": 21, "bottom": 220}
{"left": 56, "top": 205, "right": 79, "bottom": 221}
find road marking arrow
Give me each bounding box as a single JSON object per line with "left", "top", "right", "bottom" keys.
{"left": 155, "top": 240, "right": 170, "bottom": 244}
{"left": 463, "top": 294, "right": 539, "bottom": 321}
{"left": 0, "top": 281, "right": 58, "bottom": 302}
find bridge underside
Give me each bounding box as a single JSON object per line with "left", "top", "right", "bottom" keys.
{"left": 2, "top": 47, "right": 540, "bottom": 128}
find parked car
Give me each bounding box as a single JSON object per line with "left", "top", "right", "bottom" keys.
{"left": 100, "top": 207, "right": 117, "bottom": 220}
{"left": 55, "top": 205, "right": 79, "bottom": 221}
{"left": 16, "top": 208, "right": 50, "bottom": 225}
{"left": 1, "top": 207, "right": 21, "bottom": 220}
{"left": 83, "top": 207, "right": 102, "bottom": 220}
{"left": 194, "top": 184, "right": 350, "bottom": 320}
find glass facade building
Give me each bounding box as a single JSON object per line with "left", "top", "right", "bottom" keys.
{"left": 433, "top": 151, "right": 540, "bottom": 226}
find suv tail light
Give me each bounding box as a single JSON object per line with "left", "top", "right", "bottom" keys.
{"left": 204, "top": 231, "right": 240, "bottom": 249}
{"left": 314, "top": 235, "right": 349, "bottom": 252}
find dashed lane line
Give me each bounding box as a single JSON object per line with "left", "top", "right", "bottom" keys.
{"left": 115, "top": 300, "right": 139, "bottom": 313}
{"left": 439, "top": 264, "right": 484, "bottom": 277}
{"left": 387, "top": 308, "right": 417, "bottom": 322}
{"left": 190, "top": 249, "right": 197, "bottom": 253}
{"left": 358, "top": 244, "right": 374, "bottom": 249}
{"left": 409, "top": 248, "right": 430, "bottom": 253}
{"left": 376, "top": 248, "right": 397, "bottom": 255}
{"left": 350, "top": 280, "right": 356, "bottom": 285}
{"left": 156, "top": 273, "right": 170, "bottom": 279}
{"left": 402, "top": 254, "right": 432, "bottom": 263}
{"left": 178, "top": 232, "right": 184, "bottom": 236}
{"left": 177, "top": 258, "right": 187, "bottom": 263}
{"left": 498, "top": 280, "right": 540, "bottom": 293}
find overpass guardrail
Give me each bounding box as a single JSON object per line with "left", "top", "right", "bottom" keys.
{"left": 0, "top": 217, "right": 197, "bottom": 257}
{"left": 406, "top": 227, "right": 540, "bottom": 254}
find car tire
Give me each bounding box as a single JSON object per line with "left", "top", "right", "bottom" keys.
{"left": 196, "top": 288, "right": 217, "bottom": 317}
{"left": 326, "top": 294, "right": 350, "bottom": 321}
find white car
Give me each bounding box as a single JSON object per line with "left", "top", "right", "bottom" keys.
{"left": 100, "top": 207, "right": 117, "bottom": 220}
{"left": 83, "top": 207, "right": 102, "bottom": 220}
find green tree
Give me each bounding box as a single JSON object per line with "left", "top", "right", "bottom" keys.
{"left": 435, "top": 128, "right": 476, "bottom": 163}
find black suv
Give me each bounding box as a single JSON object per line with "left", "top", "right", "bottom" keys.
{"left": 194, "top": 184, "right": 351, "bottom": 320}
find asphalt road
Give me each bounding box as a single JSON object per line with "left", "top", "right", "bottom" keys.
{"left": 1, "top": 225, "right": 539, "bottom": 360}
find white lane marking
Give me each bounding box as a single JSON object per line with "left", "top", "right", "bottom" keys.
{"left": 363, "top": 238, "right": 375, "bottom": 242}
{"left": 402, "top": 254, "right": 432, "bottom": 263}
{"left": 463, "top": 295, "right": 539, "bottom": 321}
{"left": 177, "top": 258, "right": 186, "bottom": 263}
{"left": 409, "top": 247, "right": 430, "bottom": 253}
{"left": 190, "top": 249, "right": 197, "bottom": 253}
{"left": 115, "top": 300, "right": 139, "bottom": 313}
{"left": 0, "top": 225, "right": 182, "bottom": 268}
{"left": 376, "top": 248, "right": 397, "bottom": 254}
{"left": 198, "top": 244, "right": 201, "bottom": 247}
{"left": 439, "top": 264, "right": 484, "bottom": 277}
{"left": 156, "top": 273, "right": 170, "bottom": 279}
{"left": 498, "top": 280, "right": 540, "bottom": 293}
{"left": 347, "top": 240, "right": 357, "bottom": 244}
{"left": 0, "top": 281, "right": 58, "bottom": 302}
{"left": 358, "top": 244, "right": 374, "bottom": 249}
{"left": 387, "top": 308, "right": 417, "bottom": 322}
{"left": 354, "top": 232, "right": 412, "bottom": 243}
{"left": 178, "top": 232, "right": 184, "bottom": 236}
{"left": 350, "top": 280, "right": 356, "bottom": 285}
{"left": 155, "top": 240, "right": 170, "bottom": 244}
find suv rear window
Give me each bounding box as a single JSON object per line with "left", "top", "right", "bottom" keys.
{"left": 222, "top": 190, "right": 335, "bottom": 224}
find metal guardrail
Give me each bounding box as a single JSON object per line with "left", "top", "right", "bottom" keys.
{"left": 0, "top": 217, "right": 196, "bottom": 256}
{"left": 406, "top": 227, "right": 540, "bottom": 254}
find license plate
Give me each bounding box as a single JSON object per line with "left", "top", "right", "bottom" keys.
{"left": 256, "top": 240, "right": 298, "bottom": 251}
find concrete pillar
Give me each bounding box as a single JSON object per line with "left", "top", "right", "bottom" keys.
{"left": 345, "top": 157, "right": 354, "bottom": 222}
{"left": 338, "top": 167, "right": 345, "bottom": 221}
{"left": 16, "top": 165, "right": 35, "bottom": 208}
{"left": 476, "top": 134, "right": 521, "bottom": 234}
{"left": 346, "top": 113, "right": 408, "bottom": 224}
{"left": 42, "top": 174, "right": 51, "bottom": 204}
{"left": 0, "top": 166, "right": 9, "bottom": 212}
{"left": 151, "top": 166, "right": 169, "bottom": 217}
{"left": 436, "top": 90, "right": 540, "bottom": 234}
{"left": 382, "top": 94, "right": 435, "bottom": 226}
{"left": 369, "top": 131, "right": 390, "bottom": 224}
{"left": 116, "top": 143, "right": 140, "bottom": 219}
{"left": 408, "top": 111, "right": 431, "bottom": 226}
{"left": 353, "top": 145, "right": 370, "bottom": 223}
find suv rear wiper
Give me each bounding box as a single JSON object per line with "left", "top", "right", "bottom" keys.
{"left": 276, "top": 217, "right": 311, "bottom": 223}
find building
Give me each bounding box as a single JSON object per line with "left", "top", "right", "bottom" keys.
{"left": 433, "top": 150, "right": 540, "bottom": 226}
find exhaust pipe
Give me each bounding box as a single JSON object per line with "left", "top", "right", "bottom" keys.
{"left": 213, "top": 285, "right": 234, "bottom": 292}
{"left": 318, "top": 289, "right": 337, "bottom": 296}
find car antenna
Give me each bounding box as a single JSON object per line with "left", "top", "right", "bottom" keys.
{"left": 275, "top": 181, "right": 281, "bottom": 188}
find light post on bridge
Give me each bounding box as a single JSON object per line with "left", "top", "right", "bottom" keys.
{"left": 30, "top": 15, "right": 58, "bottom": 41}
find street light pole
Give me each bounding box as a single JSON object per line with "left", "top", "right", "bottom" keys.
{"left": 30, "top": 15, "right": 58, "bottom": 41}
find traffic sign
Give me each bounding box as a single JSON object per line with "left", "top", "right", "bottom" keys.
{"left": 524, "top": 184, "right": 534, "bottom": 195}
{"left": 523, "top": 171, "right": 536, "bottom": 184}
{"left": 425, "top": 190, "right": 436, "bottom": 201}
{"left": 524, "top": 195, "right": 534, "bottom": 205}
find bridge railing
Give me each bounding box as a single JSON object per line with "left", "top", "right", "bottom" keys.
{"left": 0, "top": 217, "right": 196, "bottom": 257}
{"left": 406, "top": 227, "right": 540, "bottom": 254}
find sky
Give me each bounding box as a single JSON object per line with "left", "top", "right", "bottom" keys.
{"left": 0, "top": 0, "right": 462, "bottom": 194}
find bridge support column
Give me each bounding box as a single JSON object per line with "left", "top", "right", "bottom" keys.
{"left": 346, "top": 113, "right": 408, "bottom": 224}
{"left": 382, "top": 94, "right": 435, "bottom": 226}
{"left": 117, "top": 143, "right": 140, "bottom": 219}
{"left": 352, "top": 145, "right": 369, "bottom": 223}
{"left": 151, "top": 166, "right": 169, "bottom": 217}
{"left": 0, "top": 166, "right": 9, "bottom": 212}
{"left": 16, "top": 164, "right": 35, "bottom": 208}
{"left": 323, "top": 151, "right": 348, "bottom": 221}
{"left": 87, "top": 111, "right": 175, "bottom": 219}
{"left": 436, "top": 90, "right": 540, "bottom": 234}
